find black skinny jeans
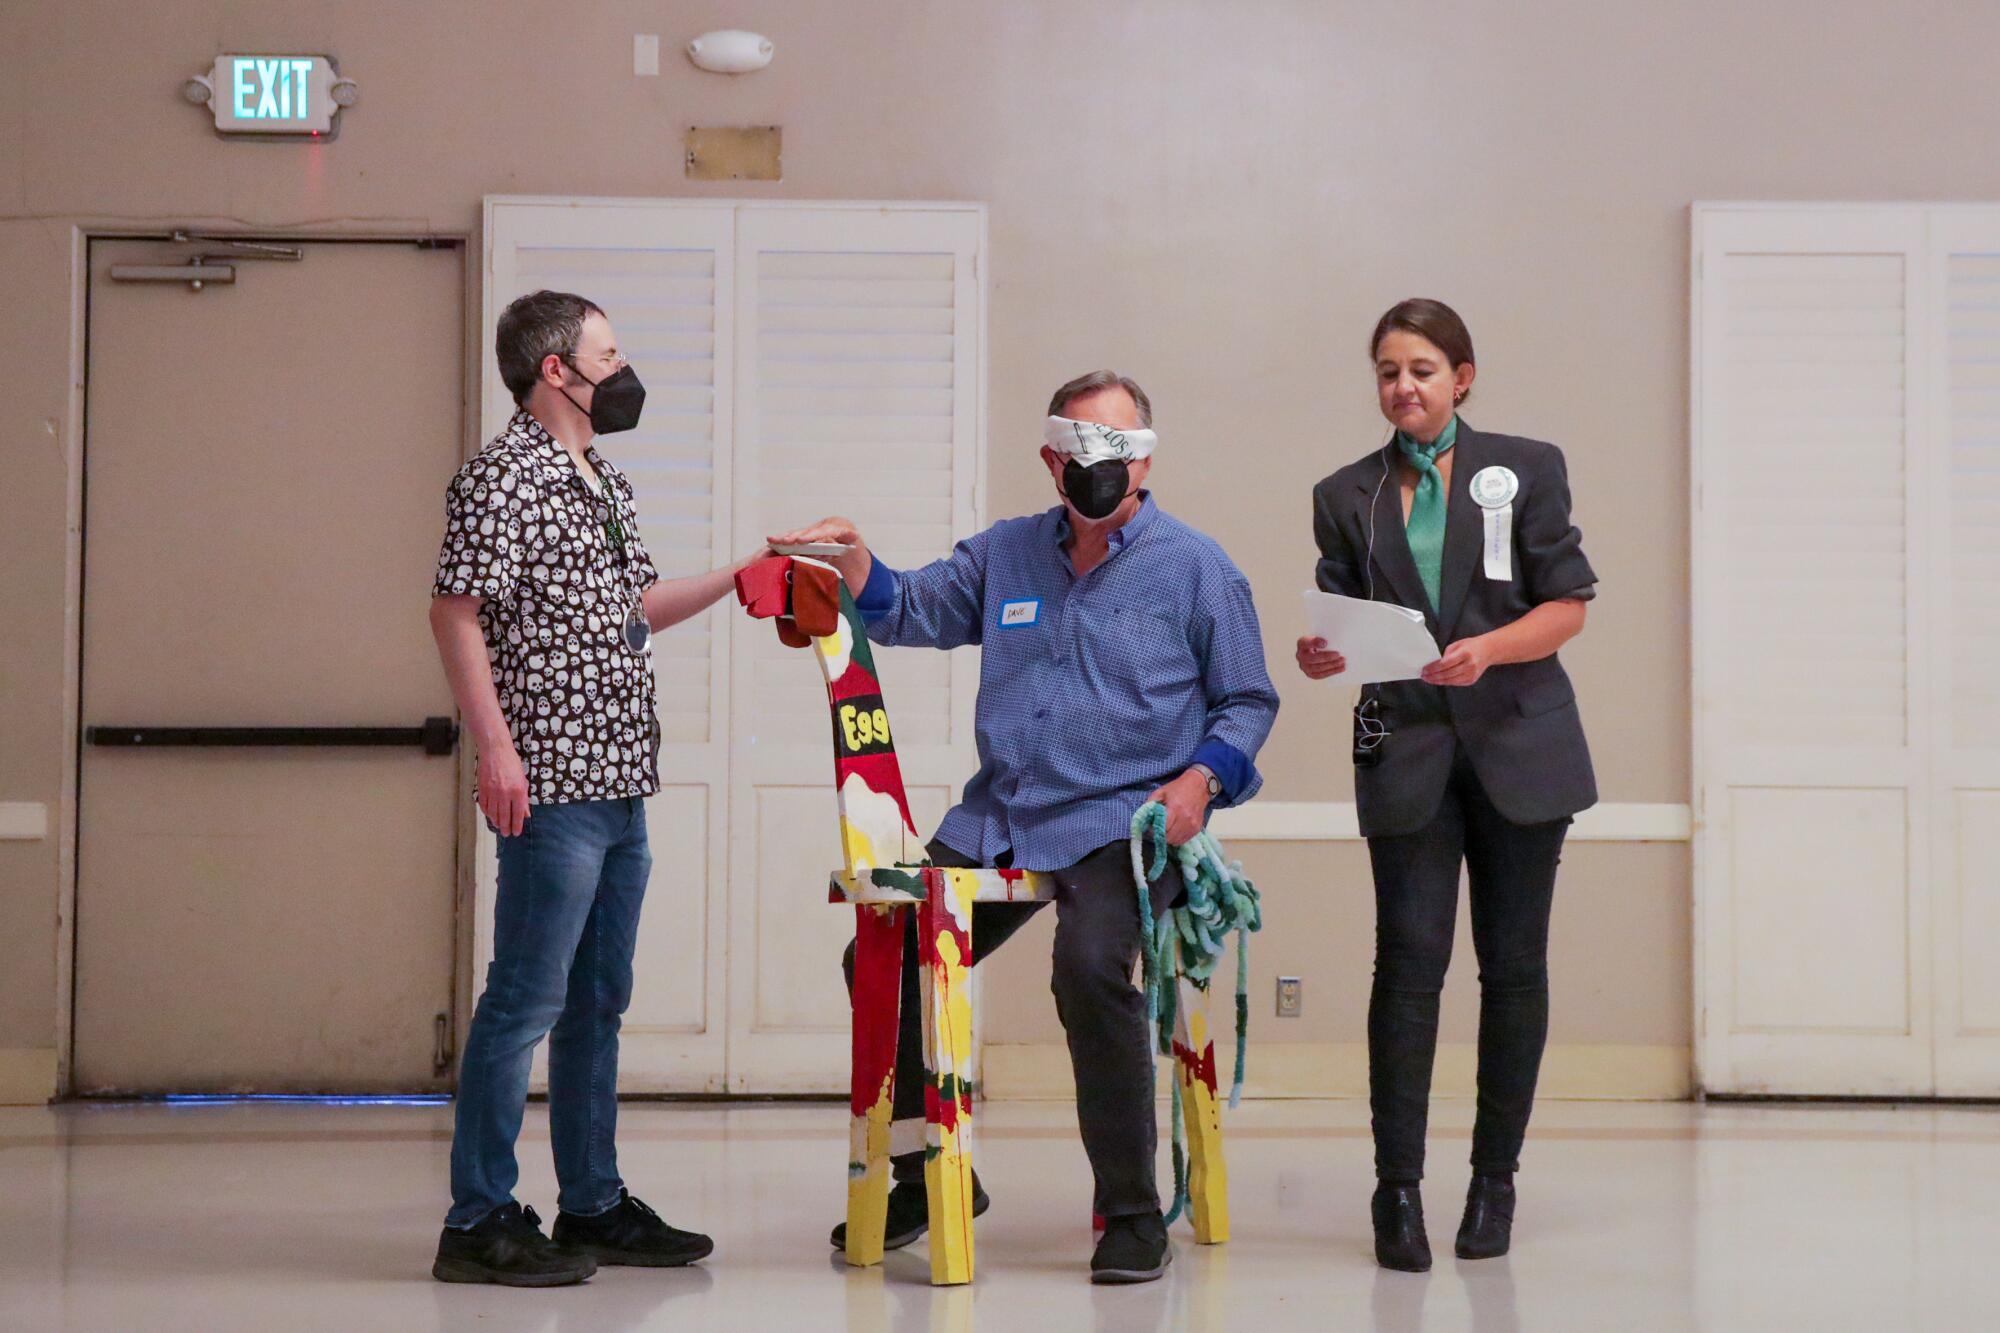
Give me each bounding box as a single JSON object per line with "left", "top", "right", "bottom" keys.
{"left": 1366, "top": 747, "right": 1569, "bottom": 1183}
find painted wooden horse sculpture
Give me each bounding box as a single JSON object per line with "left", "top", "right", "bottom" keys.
{"left": 735, "top": 553, "right": 1232, "bottom": 1286}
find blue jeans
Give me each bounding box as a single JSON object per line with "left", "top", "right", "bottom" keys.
{"left": 446, "top": 797, "right": 651, "bottom": 1227}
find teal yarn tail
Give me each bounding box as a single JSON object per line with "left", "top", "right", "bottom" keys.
{"left": 1129, "top": 802, "right": 1263, "bottom": 1229}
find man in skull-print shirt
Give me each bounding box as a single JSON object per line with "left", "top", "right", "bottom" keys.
{"left": 427, "top": 290, "right": 763, "bottom": 1288}
{"left": 437, "top": 413, "right": 662, "bottom": 804}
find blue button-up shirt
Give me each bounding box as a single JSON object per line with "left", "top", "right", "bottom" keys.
{"left": 856, "top": 494, "right": 1279, "bottom": 871}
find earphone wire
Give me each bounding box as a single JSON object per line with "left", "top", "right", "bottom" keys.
{"left": 1359, "top": 434, "right": 1394, "bottom": 712}
{"left": 1364, "top": 435, "right": 1393, "bottom": 604}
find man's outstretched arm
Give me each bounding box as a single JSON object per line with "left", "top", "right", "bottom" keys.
{"left": 767, "top": 515, "right": 990, "bottom": 650}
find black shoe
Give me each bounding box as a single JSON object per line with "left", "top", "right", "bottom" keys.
{"left": 830, "top": 1174, "right": 991, "bottom": 1252}
{"left": 433, "top": 1202, "right": 596, "bottom": 1287}
{"left": 1372, "top": 1183, "right": 1432, "bottom": 1273}
{"left": 1455, "top": 1174, "right": 1516, "bottom": 1260}
{"left": 552, "top": 1189, "right": 714, "bottom": 1267}
{"left": 1090, "top": 1210, "right": 1172, "bottom": 1285}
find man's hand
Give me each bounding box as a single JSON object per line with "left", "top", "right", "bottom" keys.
{"left": 1146, "top": 767, "right": 1213, "bottom": 846}
{"left": 478, "top": 742, "right": 531, "bottom": 837}
{"left": 767, "top": 516, "right": 872, "bottom": 593}
{"left": 1422, "top": 634, "right": 1495, "bottom": 687}
{"left": 1296, "top": 634, "right": 1347, "bottom": 680}
{"left": 769, "top": 515, "right": 861, "bottom": 546}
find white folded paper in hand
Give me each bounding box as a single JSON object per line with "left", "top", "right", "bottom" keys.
{"left": 1301, "top": 590, "right": 1440, "bottom": 685}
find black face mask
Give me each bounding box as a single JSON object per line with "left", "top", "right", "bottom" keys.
{"left": 561, "top": 360, "right": 646, "bottom": 435}
{"left": 1061, "top": 458, "right": 1134, "bottom": 521}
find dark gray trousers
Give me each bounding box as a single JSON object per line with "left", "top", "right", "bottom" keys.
{"left": 841, "top": 837, "right": 1183, "bottom": 1218}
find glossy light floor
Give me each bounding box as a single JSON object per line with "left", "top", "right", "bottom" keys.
{"left": 3, "top": 1097, "right": 1998, "bottom": 1331}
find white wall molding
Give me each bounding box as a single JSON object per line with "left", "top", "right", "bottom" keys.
{"left": 1210, "top": 801, "right": 1691, "bottom": 843}
{"left": 0, "top": 802, "right": 49, "bottom": 841}
{"left": 983, "top": 1042, "right": 1691, "bottom": 1102}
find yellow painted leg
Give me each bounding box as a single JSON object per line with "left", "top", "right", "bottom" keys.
{"left": 1174, "top": 949, "right": 1231, "bottom": 1245}
{"left": 919, "top": 869, "right": 977, "bottom": 1285}
{"left": 845, "top": 903, "right": 905, "bottom": 1267}
{"left": 927, "top": 1285, "right": 976, "bottom": 1333}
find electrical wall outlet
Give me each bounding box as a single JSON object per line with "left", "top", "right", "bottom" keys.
{"left": 1276, "top": 976, "right": 1303, "bottom": 1018}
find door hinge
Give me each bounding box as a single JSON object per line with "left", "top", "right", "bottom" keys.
{"left": 433, "top": 1012, "right": 454, "bottom": 1074}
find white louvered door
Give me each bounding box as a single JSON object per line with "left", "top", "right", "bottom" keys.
{"left": 726, "top": 207, "right": 984, "bottom": 1090}
{"left": 1693, "top": 208, "right": 1936, "bottom": 1094}
{"left": 481, "top": 200, "right": 984, "bottom": 1094}
{"left": 482, "top": 201, "right": 736, "bottom": 1090}
{"left": 1929, "top": 212, "right": 2000, "bottom": 1094}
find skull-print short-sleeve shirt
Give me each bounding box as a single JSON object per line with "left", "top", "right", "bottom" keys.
{"left": 433, "top": 409, "right": 661, "bottom": 805}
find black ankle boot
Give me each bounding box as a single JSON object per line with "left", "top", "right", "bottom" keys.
{"left": 1371, "top": 1183, "right": 1432, "bottom": 1272}
{"left": 1455, "top": 1173, "right": 1516, "bottom": 1260}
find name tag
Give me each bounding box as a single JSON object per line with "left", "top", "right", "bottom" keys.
{"left": 998, "top": 598, "right": 1040, "bottom": 629}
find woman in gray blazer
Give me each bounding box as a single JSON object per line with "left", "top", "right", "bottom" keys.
{"left": 1297, "top": 299, "right": 1597, "bottom": 1272}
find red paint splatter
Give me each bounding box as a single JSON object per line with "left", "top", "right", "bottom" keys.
{"left": 1173, "top": 1040, "right": 1219, "bottom": 1095}
{"left": 837, "top": 753, "right": 921, "bottom": 839}
{"left": 849, "top": 906, "right": 906, "bottom": 1116}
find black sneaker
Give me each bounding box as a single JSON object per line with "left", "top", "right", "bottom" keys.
{"left": 433, "top": 1202, "right": 596, "bottom": 1287}
{"left": 551, "top": 1189, "right": 714, "bottom": 1267}
{"left": 829, "top": 1174, "right": 991, "bottom": 1252}
{"left": 1090, "top": 1210, "right": 1172, "bottom": 1284}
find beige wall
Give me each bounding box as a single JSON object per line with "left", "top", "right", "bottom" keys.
{"left": 4, "top": 0, "right": 1996, "bottom": 1095}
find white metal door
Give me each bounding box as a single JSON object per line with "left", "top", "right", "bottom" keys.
{"left": 76, "top": 238, "right": 463, "bottom": 1094}
{"left": 725, "top": 206, "right": 985, "bottom": 1091}
{"left": 482, "top": 201, "right": 736, "bottom": 1091}
{"left": 1692, "top": 207, "right": 1935, "bottom": 1095}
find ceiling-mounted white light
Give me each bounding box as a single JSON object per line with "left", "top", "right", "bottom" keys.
{"left": 329, "top": 78, "right": 360, "bottom": 108}
{"left": 687, "top": 30, "right": 773, "bottom": 74}
{"left": 182, "top": 74, "right": 213, "bottom": 105}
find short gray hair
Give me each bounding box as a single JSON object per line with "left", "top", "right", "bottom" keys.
{"left": 1047, "top": 369, "right": 1153, "bottom": 428}
{"left": 496, "top": 290, "right": 604, "bottom": 405}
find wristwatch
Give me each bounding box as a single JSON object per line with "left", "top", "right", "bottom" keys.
{"left": 1190, "top": 763, "right": 1222, "bottom": 800}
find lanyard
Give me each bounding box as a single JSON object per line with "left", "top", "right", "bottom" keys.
{"left": 581, "top": 468, "right": 648, "bottom": 648}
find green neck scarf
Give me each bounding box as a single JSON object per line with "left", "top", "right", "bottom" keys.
{"left": 1395, "top": 415, "right": 1458, "bottom": 613}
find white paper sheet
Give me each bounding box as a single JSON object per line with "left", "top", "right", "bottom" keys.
{"left": 1301, "top": 590, "right": 1439, "bottom": 685}
{"left": 771, "top": 542, "right": 853, "bottom": 557}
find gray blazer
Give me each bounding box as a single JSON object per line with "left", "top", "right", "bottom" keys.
{"left": 1311, "top": 421, "right": 1598, "bottom": 838}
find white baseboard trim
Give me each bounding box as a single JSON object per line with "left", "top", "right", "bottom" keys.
{"left": 983, "top": 1041, "right": 1691, "bottom": 1102}
{"left": 0, "top": 1048, "right": 57, "bottom": 1104}
{"left": 0, "top": 802, "right": 49, "bottom": 840}
{"left": 1209, "top": 801, "right": 1691, "bottom": 843}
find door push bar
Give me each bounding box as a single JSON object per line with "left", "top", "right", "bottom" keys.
{"left": 86, "top": 717, "right": 458, "bottom": 756}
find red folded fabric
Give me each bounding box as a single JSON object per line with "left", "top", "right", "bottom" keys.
{"left": 735, "top": 556, "right": 792, "bottom": 620}
{"left": 735, "top": 555, "right": 841, "bottom": 648}
{"left": 788, "top": 560, "right": 842, "bottom": 639}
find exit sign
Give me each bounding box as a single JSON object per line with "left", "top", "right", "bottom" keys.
{"left": 198, "top": 55, "right": 350, "bottom": 137}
